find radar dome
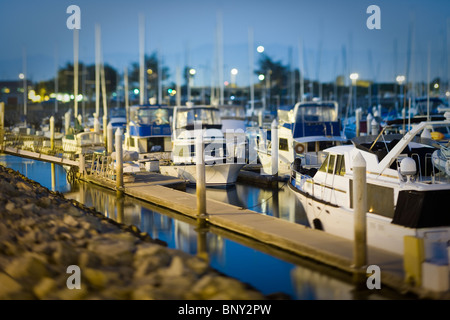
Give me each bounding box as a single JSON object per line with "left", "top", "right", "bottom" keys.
{"left": 400, "top": 157, "right": 417, "bottom": 176}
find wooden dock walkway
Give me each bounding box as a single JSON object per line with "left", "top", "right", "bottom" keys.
{"left": 2, "top": 146, "right": 79, "bottom": 167}
{"left": 79, "top": 170, "right": 441, "bottom": 298}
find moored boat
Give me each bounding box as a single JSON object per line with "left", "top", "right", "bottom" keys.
{"left": 159, "top": 105, "right": 245, "bottom": 186}
{"left": 288, "top": 121, "right": 450, "bottom": 255}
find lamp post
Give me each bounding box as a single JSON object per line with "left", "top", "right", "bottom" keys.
{"left": 19, "top": 73, "right": 26, "bottom": 125}
{"left": 230, "top": 68, "right": 238, "bottom": 87}
{"left": 188, "top": 68, "right": 196, "bottom": 102}
{"left": 350, "top": 73, "right": 359, "bottom": 112}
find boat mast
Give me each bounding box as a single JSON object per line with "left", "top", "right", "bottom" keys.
{"left": 298, "top": 38, "right": 304, "bottom": 102}
{"left": 249, "top": 27, "right": 255, "bottom": 113}
{"left": 139, "top": 14, "right": 145, "bottom": 105}
{"left": 95, "top": 24, "right": 101, "bottom": 117}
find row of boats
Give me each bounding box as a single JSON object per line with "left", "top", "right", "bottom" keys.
{"left": 60, "top": 99, "right": 450, "bottom": 256}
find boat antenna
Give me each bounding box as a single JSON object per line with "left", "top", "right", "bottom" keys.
{"left": 369, "top": 126, "right": 387, "bottom": 151}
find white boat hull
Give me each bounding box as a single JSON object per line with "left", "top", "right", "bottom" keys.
{"left": 160, "top": 162, "right": 245, "bottom": 186}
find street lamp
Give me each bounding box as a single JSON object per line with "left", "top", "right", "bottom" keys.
{"left": 188, "top": 68, "right": 196, "bottom": 102}
{"left": 257, "top": 46, "right": 264, "bottom": 53}
{"left": 396, "top": 75, "right": 406, "bottom": 113}
{"left": 230, "top": 68, "right": 238, "bottom": 87}
{"left": 350, "top": 73, "right": 359, "bottom": 111}
{"left": 19, "top": 73, "right": 27, "bottom": 124}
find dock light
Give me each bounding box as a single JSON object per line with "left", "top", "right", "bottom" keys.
{"left": 257, "top": 46, "right": 264, "bottom": 53}
{"left": 19, "top": 73, "right": 25, "bottom": 80}
{"left": 434, "top": 83, "right": 439, "bottom": 89}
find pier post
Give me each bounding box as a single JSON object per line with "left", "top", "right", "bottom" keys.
{"left": 353, "top": 152, "right": 367, "bottom": 270}
{"left": 64, "top": 111, "right": 70, "bottom": 135}
{"left": 196, "top": 130, "right": 207, "bottom": 227}
{"left": 115, "top": 128, "right": 123, "bottom": 191}
{"left": 355, "top": 108, "right": 361, "bottom": 137}
{"left": 79, "top": 153, "right": 85, "bottom": 176}
{"left": 103, "top": 115, "right": 108, "bottom": 146}
{"left": 0, "top": 102, "right": 4, "bottom": 152}
{"left": 50, "top": 116, "right": 55, "bottom": 151}
{"left": 107, "top": 123, "right": 113, "bottom": 155}
{"left": 271, "top": 119, "right": 279, "bottom": 178}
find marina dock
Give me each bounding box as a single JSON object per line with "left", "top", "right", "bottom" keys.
{"left": 81, "top": 170, "right": 447, "bottom": 299}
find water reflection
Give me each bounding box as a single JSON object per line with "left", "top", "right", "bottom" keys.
{"left": 186, "top": 182, "right": 310, "bottom": 227}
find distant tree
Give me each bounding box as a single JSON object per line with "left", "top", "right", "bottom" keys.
{"left": 255, "top": 54, "right": 289, "bottom": 104}
{"left": 52, "top": 62, "right": 118, "bottom": 96}
{"left": 129, "top": 52, "right": 170, "bottom": 101}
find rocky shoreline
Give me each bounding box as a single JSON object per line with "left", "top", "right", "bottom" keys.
{"left": 0, "top": 165, "right": 276, "bottom": 300}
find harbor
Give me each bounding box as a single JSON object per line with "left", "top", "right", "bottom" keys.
{"left": 1, "top": 0, "right": 450, "bottom": 304}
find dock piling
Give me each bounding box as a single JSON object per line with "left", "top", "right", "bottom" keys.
{"left": 107, "top": 123, "right": 113, "bottom": 154}
{"left": 271, "top": 119, "right": 279, "bottom": 178}
{"left": 0, "top": 102, "right": 4, "bottom": 152}
{"left": 50, "top": 116, "right": 55, "bottom": 151}
{"left": 353, "top": 151, "right": 367, "bottom": 270}
{"left": 115, "top": 128, "right": 123, "bottom": 191}
{"left": 196, "top": 129, "right": 207, "bottom": 227}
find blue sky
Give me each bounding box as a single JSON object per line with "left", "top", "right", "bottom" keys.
{"left": 0, "top": 0, "right": 449, "bottom": 86}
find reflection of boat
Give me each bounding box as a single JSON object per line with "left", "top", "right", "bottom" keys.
{"left": 62, "top": 131, "right": 105, "bottom": 154}
{"left": 123, "top": 104, "right": 173, "bottom": 160}
{"left": 289, "top": 121, "right": 450, "bottom": 255}
{"left": 257, "top": 101, "right": 347, "bottom": 177}
{"left": 159, "top": 105, "right": 245, "bottom": 186}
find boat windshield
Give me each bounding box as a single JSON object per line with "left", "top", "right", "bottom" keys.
{"left": 296, "top": 104, "right": 337, "bottom": 122}
{"left": 176, "top": 108, "right": 221, "bottom": 129}
{"left": 220, "top": 106, "right": 246, "bottom": 119}
{"left": 130, "top": 107, "right": 170, "bottom": 125}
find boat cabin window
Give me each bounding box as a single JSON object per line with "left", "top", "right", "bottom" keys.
{"left": 220, "top": 106, "right": 245, "bottom": 119}
{"left": 318, "top": 154, "right": 337, "bottom": 174}
{"left": 279, "top": 138, "right": 289, "bottom": 151}
{"left": 130, "top": 108, "right": 170, "bottom": 125}
{"left": 336, "top": 154, "right": 346, "bottom": 176}
{"left": 318, "top": 153, "right": 345, "bottom": 176}
{"left": 176, "top": 108, "right": 221, "bottom": 129}
{"left": 296, "top": 104, "right": 337, "bottom": 123}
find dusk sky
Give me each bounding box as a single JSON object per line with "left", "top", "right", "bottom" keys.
{"left": 1, "top": 0, "right": 449, "bottom": 87}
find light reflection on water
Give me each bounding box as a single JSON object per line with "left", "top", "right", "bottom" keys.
{"left": 0, "top": 154, "right": 407, "bottom": 300}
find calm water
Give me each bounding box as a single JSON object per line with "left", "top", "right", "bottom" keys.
{"left": 0, "top": 154, "right": 409, "bottom": 300}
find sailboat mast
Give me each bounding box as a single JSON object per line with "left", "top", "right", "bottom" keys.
{"left": 95, "top": 24, "right": 101, "bottom": 117}
{"left": 139, "top": 14, "right": 145, "bottom": 105}
{"left": 73, "top": 29, "right": 79, "bottom": 120}
{"left": 298, "top": 39, "right": 304, "bottom": 102}
{"left": 249, "top": 27, "right": 255, "bottom": 112}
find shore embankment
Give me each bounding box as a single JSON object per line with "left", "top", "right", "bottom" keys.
{"left": 0, "top": 165, "right": 272, "bottom": 300}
